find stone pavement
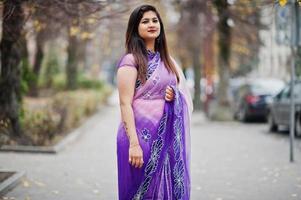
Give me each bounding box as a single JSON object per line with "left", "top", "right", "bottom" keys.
{"left": 0, "top": 90, "right": 301, "bottom": 200}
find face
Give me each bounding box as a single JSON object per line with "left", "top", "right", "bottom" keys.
{"left": 138, "top": 11, "right": 161, "bottom": 41}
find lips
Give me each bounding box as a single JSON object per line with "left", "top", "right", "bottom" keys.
{"left": 148, "top": 30, "right": 157, "bottom": 33}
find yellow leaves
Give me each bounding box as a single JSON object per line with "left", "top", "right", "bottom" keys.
{"left": 0, "top": 118, "right": 9, "bottom": 128}
{"left": 33, "top": 180, "right": 46, "bottom": 187}
{"left": 81, "top": 32, "right": 95, "bottom": 40}
{"left": 70, "top": 26, "right": 80, "bottom": 36}
{"left": 34, "top": 20, "right": 46, "bottom": 32}
{"left": 232, "top": 43, "right": 250, "bottom": 56}
{"left": 279, "top": 0, "right": 288, "bottom": 7}
{"left": 25, "top": 196, "right": 32, "bottom": 200}
{"left": 86, "top": 18, "right": 96, "bottom": 24}
{"left": 3, "top": 197, "right": 16, "bottom": 200}
{"left": 22, "top": 178, "right": 47, "bottom": 189}
{"left": 278, "top": 0, "right": 301, "bottom": 7}
{"left": 70, "top": 27, "right": 94, "bottom": 40}
{"left": 22, "top": 179, "right": 31, "bottom": 188}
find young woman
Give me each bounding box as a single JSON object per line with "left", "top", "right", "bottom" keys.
{"left": 116, "top": 4, "right": 193, "bottom": 200}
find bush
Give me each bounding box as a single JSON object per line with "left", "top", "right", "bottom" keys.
{"left": 39, "top": 73, "right": 104, "bottom": 92}
{"left": 78, "top": 76, "right": 104, "bottom": 89}
{"left": 20, "top": 87, "right": 110, "bottom": 146}
{"left": 23, "top": 106, "right": 61, "bottom": 145}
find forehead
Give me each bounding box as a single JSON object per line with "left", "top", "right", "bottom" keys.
{"left": 141, "top": 11, "right": 158, "bottom": 19}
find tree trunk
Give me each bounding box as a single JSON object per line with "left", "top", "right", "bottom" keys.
{"left": 29, "top": 31, "right": 45, "bottom": 96}
{"left": 215, "top": 0, "right": 231, "bottom": 106}
{"left": 0, "top": 0, "right": 24, "bottom": 137}
{"left": 188, "top": 0, "right": 203, "bottom": 111}
{"left": 208, "top": 0, "right": 233, "bottom": 121}
{"left": 66, "top": 31, "right": 80, "bottom": 90}
{"left": 192, "top": 46, "right": 202, "bottom": 110}
{"left": 66, "top": 5, "right": 80, "bottom": 90}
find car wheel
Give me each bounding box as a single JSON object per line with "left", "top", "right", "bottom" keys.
{"left": 268, "top": 112, "right": 278, "bottom": 132}
{"left": 295, "top": 114, "right": 301, "bottom": 137}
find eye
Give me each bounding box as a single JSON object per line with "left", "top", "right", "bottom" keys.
{"left": 141, "top": 20, "right": 148, "bottom": 24}
{"left": 153, "top": 19, "right": 158, "bottom": 23}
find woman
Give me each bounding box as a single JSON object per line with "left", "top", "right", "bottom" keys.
{"left": 116, "top": 4, "right": 193, "bottom": 200}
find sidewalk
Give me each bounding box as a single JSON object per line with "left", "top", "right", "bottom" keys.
{"left": 0, "top": 103, "right": 120, "bottom": 199}
{"left": 0, "top": 90, "right": 300, "bottom": 200}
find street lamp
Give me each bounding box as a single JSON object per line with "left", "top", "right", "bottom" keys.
{"left": 276, "top": 0, "right": 301, "bottom": 162}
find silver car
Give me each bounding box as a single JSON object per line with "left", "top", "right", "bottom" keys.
{"left": 268, "top": 81, "right": 301, "bottom": 136}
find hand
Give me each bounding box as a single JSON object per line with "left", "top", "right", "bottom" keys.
{"left": 165, "top": 86, "right": 174, "bottom": 101}
{"left": 129, "top": 143, "right": 144, "bottom": 168}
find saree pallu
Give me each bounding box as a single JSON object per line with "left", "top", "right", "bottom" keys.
{"left": 117, "top": 52, "right": 192, "bottom": 200}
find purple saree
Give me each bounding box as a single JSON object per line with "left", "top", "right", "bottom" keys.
{"left": 117, "top": 51, "right": 192, "bottom": 200}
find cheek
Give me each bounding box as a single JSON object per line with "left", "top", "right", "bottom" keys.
{"left": 157, "top": 25, "right": 161, "bottom": 35}
{"left": 138, "top": 25, "right": 147, "bottom": 36}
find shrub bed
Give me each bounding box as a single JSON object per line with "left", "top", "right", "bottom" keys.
{"left": 15, "top": 87, "right": 111, "bottom": 146}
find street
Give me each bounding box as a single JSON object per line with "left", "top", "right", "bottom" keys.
{"left": 190, "top": 114, "right": 301, "bottom": 200}
{"left": 0, "top": 95, "right": 301, "bottom": 200}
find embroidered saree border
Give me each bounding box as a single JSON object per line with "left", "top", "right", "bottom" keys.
{"left": 132, "top": 87, "right": 186, "bottom": 200}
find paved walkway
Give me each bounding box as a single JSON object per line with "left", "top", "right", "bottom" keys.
{"left": 0, "top": 91, "right": 301, "bottom": 200}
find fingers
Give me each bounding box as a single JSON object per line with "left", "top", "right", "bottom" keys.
{"left": 166, "top": 86, "right": 173, "bottom": 95}
{"left": 135, "top": 158, "right": 140, "bottom": 168}
{"left": 129, "top": 146, "right": 144, "bottom": 168}
{"left": 129, "top": 156, "right": 143, "bottom": 168}
{"left": 139, "top": 158, "right": 144, "bottom": 168}
{"left": 165, "top": 86, "right": 174, "bottom": 101}
{"left": 165, "top": 93, "right": 173, "bottom": 101}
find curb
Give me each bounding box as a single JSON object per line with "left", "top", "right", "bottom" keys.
{"left": 0, "top": 170, "right": 26, "bottom": 196}
{"left": 0, "top": 128, "right": 82, "bottom": 154}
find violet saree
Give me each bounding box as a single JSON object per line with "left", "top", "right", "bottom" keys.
{"left": 116, "top": 51, "right": 192, "bottom": 200}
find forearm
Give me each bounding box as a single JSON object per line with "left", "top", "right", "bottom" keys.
{"left": 120, "top": 104, "right": 139, "bottom": 145}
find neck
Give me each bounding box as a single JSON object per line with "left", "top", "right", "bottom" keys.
{"left": 145, "top": 39, "right": 155, "bottom": 52}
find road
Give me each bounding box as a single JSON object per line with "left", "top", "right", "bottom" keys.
{"left": 0, "top": 92, "right": 301, "bottom": 200}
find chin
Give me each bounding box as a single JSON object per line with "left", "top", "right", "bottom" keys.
{"left": 144, "top": 35, "right": 159, "bottom": 41}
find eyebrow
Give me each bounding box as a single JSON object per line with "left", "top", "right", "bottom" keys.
{"left": 141, "top": 17, "right": 158, "bottom": 21}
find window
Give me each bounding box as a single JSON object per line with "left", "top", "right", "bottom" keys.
{"left": 280, "top": 86, "right": 290, "bottom": 100}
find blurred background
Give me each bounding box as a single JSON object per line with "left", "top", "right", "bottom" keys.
{"left": 1, "top": 0, "right": 300, "bottom": 146}
{"left": 1, "top": 0, "right": 301, "bottom": 199}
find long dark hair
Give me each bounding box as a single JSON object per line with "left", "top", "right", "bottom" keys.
{"left": 125, "top": 4, "right": 179, "bottom": 83}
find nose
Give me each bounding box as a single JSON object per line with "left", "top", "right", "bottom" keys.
{"left": 149, "top": 21, "right": 156, "bottom": 27}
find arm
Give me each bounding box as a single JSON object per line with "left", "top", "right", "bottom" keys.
{"left": 117, "top": 66, "right": 143, "bottom": 168}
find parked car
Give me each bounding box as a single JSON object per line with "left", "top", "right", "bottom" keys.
{"left": 268, "top": 80, "right": 301, "bottom": 136}
{"left": 233, "top": 78, "right": 285, "bottom": 122}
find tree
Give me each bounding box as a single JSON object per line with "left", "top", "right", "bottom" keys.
{"left": 0, "top": 0, "right": 130, "bottom": 144}
{"left": 27, "top": 1, "right": 63, "bottom": 96}
{"left": 0, "top": 0, "right": 26, "bottom": 138}
{"left": 66, "top": 9, "right": 81, "bottom": 90}
{"left": 230, "top": 1, "right": 267, "bottom": 77}
{"left": 213, "top": 0, "right": 232, "bottom": 107}
{"left": 177, "top": 0, "right": 208, "bottom": 111}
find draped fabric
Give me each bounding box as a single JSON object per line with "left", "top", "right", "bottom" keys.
{"left": 117, "top": 51, "right": 192, "bottom": 200}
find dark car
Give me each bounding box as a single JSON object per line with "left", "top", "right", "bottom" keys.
{"left": 268, "top": 81, "right": 301, "bottom": 136}
{"left": 233, "top": 79, "right": 285, "bottom": 122}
